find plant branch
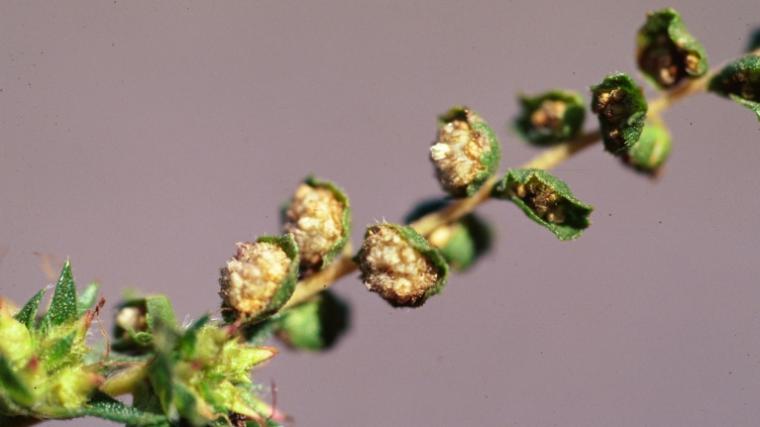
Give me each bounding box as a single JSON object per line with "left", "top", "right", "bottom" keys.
{"left": 280, "top": 51, "right": 743, "bottom": 308}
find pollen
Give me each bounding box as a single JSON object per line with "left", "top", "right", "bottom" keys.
{"left": 430, "top": 119, "right": 489, "bottom": 192}
{"left": 220, "top": 242, "right": 291, "bottom": 316}
{"left": 358, "top": 224, "right": 438, "bottom": 306}
{"left": 284, "top": 184, "right": 345, "bottom": 270}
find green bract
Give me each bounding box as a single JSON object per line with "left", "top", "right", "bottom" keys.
{"left": 282, "top": 176, "right": 351, "bottom": 273}
{"left": 132, "top": 312, "right": 281, "bottom": 426}
{"left": 111, "top": 294, "right": 176, "bottom": 354}
{"left": 708, "top": 53, "right": 760, "bottom": 121}
{"left": 404, "top": 198, "right": 493, "bottom": 271}
{"left": 637, "top": 8, "right": 708, "bottom": 89}
{"left": 514, "top": 90, "right": 586, "bottom": 145}
{"left": 622, "top": 120, "right": 672, "bottom": 175}
{"left": 0, "top": 262, "right": 167, "bottom": 426}
{"left": 220, "top": 234, "right": 300, "bottom": 323}
{"left": 430, "top": 106, "right": 501, "bottom": 197}
{"left": 493, "top": 169, "right": 593, "bottom": 241}
{"left": 591, "top": 73, "right": 648, "bottom": 154}
{"left": 274, "top": 291, "right": 350, "bottom": 351}
{"left": 355, "top": 223, "right": 450, "bottom": 307}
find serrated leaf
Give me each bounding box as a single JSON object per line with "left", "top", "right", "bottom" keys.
{"left": 513, "top": 90, "right": 586, "bottom": 145}
{"left": 636, "top": 8, "right": 708, "bottom": 89}
{"left": 493, "top": 169, "right": 593, "bottom": 241}
{"left": 76, "top": 283, "right": 100, "bottom": 317}
{"left": 709, "top": 54, "right": 760, "bottom": 122}
{"left": 13, "top": 289, "right": 44, "bottom": 330}
{"left": 79, "top": 391, "right": 168, "bottom": 426}
{"left": 42, "top": 260, "right": 78, "bottom": 328}
{"left": 590, "top": 73, "right": 648, "bottom": 154}
{"left": 0, "top": 355, "right": 32, "bottom": 407}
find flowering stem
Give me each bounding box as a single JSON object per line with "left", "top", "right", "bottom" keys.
{"left": 282, "top": 55, "right": 736, "bottom": 308}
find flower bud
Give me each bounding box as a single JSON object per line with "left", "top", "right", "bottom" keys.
{"left": 637, "top": 8, "right": 708, "bottom": 89}
{"left": 621, "top": 121, "right": 672, "bottom": 175}
{"left": 219, "top": 235, "right": 299, "bottom": 321}
{"left": 514, "top": 90, "right": 586, "bottom": 145}
{"left": 282, "top": 176, "right": 351, "bottom": 273}
{"left": 355, "top": 223, "right": 449, "bottom": 307}
{"left": 404, "top": 198, "right": 493, "bottom": 271}
{"left": 493, "top": 169, "right": 593, "bottom": 241}
{"left": 430, "top": 106, "right": 501, "bottom": 197}
{"left": 591, "top": 73, "right": 648, "bottom": 154}
{"left": 709, "top": 53, "right": 760, "bottom": 121}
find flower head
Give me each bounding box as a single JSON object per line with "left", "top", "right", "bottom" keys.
{"left": 356, "top": 223, "right": 448, "bottom": 307}
{"left": 430, "top": 107, "right": 500, "bottom": 197}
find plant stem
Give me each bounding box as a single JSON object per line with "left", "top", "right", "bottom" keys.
{"left": 283, "top": 57, "right": 731, "bottom": 307}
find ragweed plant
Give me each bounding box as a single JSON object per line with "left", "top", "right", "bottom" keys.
{"left": 1, "top": 7, "right": 759, "bottom": 427}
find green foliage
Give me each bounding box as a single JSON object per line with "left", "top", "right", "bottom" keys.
{"left": 274, "top": 291, "right": 350, "bottom": 351}
{"left": 404, "top": 198, "right": 494, "bottom": 271}
{"left": 708, "top": 54, "right": 760, "bottom": 121}
{"left": 137, "top": 314, "right": 279, "bottom": 426}
{"left": 514, "top": 90, "right": 586, "bottom": 145}
{"left": 622, "top": 120, "right": 672, "bottom": 175}
{"left": 591, "top": 73, "right": 648, "bottom": 154}
{"left": 636, "top": 8, "right": 708, "bottom": 89}
{"left": 0, "top": 262, "right": 103, "bottom": 421}
{"left": 41, "top": 260, "right": 78, "bottom": 329}
{"left": 493, "top": 169, "right": 593, "bottom": 241}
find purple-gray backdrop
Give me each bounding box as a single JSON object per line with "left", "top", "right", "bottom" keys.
{"left": 2, "top": 1, "right": 760, "bottom": 426}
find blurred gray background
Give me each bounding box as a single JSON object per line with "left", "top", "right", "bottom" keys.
{"left": 2, "top": 1, "right": 759, "bottom": 426}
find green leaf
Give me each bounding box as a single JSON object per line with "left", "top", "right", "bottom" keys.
{"left": 76, "top": 283, "right": 100, "bottom": 317}
{"left": 622, "top": 120, "right": 672, "bottom": 175}
{"left": 173, "top": 383, "right": 211, "bottom": 426}
{"left": 591, "top": 73, "right": 648, "bottom": 154}
{"left": 434, "top": 106, "right": 501, "bottom": 197}
{"left": 79, "top": 391, "right": 168, "bottom": 426}
{"left": 13, "top": 289, "right": 44, "bottom": 330}
{"left": 636, "top": 8, "right": 708, "bottom": 89}
{"left": 709, "top": 54, "right": 760, "bottom": 121}
{"left": 148, "top": 352, "right": 174, "bottom": 417}
{"left": 404, "top": 198, "right": 494, "bottom": 271}
{"left": 42, "top": 332, "right": 75, "bottom": 372}
{"left": 178, "top": 315, "right": 210, "bottom": 359}
{"left": 513, "top": 90, "right": 586, "bottom": 145}
{"left": 42, "top": 260, "right": 78, "bottom": 328}
{"left": 145, "top": 295, "right": 178, "bottom": 332}
{"left": 0, "top": 355, "right": 32, "bottom": 407}
{"left": 493, "top": 169, "right": 593, "bottom": 241}
{"left": 274, "top": 291, "right": 350, "bottom": 351}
